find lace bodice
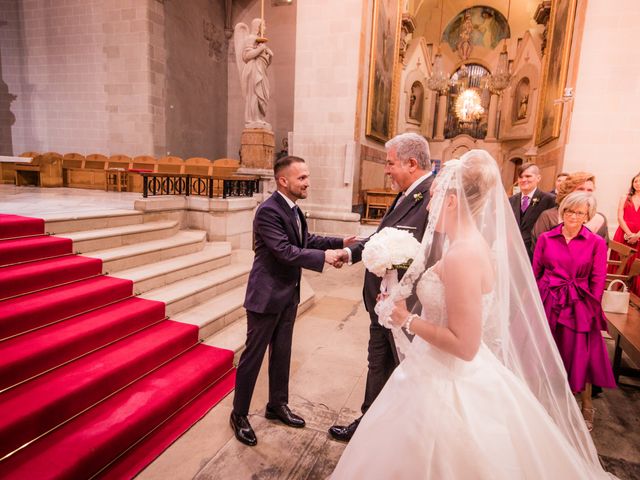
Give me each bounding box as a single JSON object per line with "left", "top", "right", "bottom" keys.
{"left": 417, "top": 268, "right": 495, "bottom": 328}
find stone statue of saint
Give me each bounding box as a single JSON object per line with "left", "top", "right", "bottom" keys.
{"left": 234, "top": 19, "right": 273, "bottom": 130}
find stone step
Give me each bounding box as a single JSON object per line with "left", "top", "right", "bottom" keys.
{"left": 114, "top": 243, "right": 233, "bottom": 295}
{"left": 86, "top": 230, "right": 207, "bottom": 273}
{"left": 202, "top": 276, "right": 316, "bottom": 363}
{"left": 173, "top": 285, "right": 246, "bottom": 341}
{"left": 44, "top": 210, "right": 145, "bottom": 235}
{"left": 59, "top": 220, "right": 180, "bottom": 253}
{"left": 140, "top": 262, "right": 252, "bottom": 317}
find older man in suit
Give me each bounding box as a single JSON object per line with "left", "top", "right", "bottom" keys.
{"left": 328, "top": 132, "right": 434, "bottom": 442}
{"left": 230, "top": 155, "right": 354, "bottom": 446}
{"left": 509, "top": 162, "right": 555, "bottom": 260}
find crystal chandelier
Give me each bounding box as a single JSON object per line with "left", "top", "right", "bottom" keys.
{"left": 488, "top": 0, "right": 512, "bottom": 93}
{"left": 427, "top": 0, "right": 449, "bottom": 94}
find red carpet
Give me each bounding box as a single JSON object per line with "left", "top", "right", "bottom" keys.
{"left": 0, "top": 214, "right": 236, "bottom": 478}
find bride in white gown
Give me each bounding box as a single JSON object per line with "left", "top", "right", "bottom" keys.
{"left": 331, "top": 150, "right": 614, "bottom": 479}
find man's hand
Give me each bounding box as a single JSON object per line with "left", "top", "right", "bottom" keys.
{"left": 325, "top": 249, "right": 349, "bottom": 268}
{"left": 342, "top": 235, "right": 359, "bottom": 248}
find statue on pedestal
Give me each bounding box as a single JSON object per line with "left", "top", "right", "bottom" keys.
{"left": 234, "top": 18, "right": 273, "bottom": 130}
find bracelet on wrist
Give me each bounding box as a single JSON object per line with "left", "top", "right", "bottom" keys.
{"left": 404, "top": 314, "right": 417, "bottom": 335}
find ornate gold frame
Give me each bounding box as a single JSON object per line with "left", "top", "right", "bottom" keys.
{"left": 535, "top": 0, "right": 578, "bottom": 147}
{"left": 365, "top": 0, "right": 402, "bottom": 143}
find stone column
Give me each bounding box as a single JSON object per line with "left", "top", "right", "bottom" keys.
{"left": 434, "top": 93, "right": 447, "bottom": 141}
{"left": 290, "top": 0, "right": 363, "bottom": 235}
{"left": 485, "top": 93, "right": 499, "bottom": 142}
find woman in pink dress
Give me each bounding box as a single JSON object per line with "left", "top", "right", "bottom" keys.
{"left": 533, "top": 191, "right": 616, "bottom": 432}
{"left": 609, "top": 171, "right": 640, "bottom": 295}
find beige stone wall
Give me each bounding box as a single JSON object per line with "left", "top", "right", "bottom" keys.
{"left": 563, "top": 0, "right": 640, "bottom": 229}
{"left": 290, "top": 0, "right": 364, "bottom": 233}
{"left": 3, "top": 0, "right": 164, "bottom": 156}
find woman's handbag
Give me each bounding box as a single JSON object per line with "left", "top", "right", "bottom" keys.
{"left": 602, "top": 279, "right": 630, "bottom": 314}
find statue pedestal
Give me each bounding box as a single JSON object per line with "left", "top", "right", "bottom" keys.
{"left": 241, "top": 128, "right": 275, "bottom": 170}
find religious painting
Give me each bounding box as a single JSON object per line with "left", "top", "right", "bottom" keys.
{"left": 443, "top": 7, "right": 510, "bottom": 60}
{"left": 535, "top": 0, "right": 577, "bottom": 146}
{"left": 366, "top": 0, "right": 401, "bottom": 143}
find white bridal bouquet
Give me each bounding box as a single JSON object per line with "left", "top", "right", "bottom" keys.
{"left": 362, "top": 227, "right": 421, "bottom": 278}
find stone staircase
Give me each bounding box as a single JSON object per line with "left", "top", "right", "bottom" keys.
{"left": 44, "top": 209, "right": 315, "bottom": 356}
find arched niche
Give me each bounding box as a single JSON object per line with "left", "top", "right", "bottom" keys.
{"left": 407, "top": 80, "right": 425, "bottom": 124}
{"left": 512, "top": 77, "right": 531, "bottom": 123}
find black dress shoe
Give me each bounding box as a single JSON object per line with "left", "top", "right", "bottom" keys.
{"left": 265, "top": 404, "right": 305, "bottom": 428}
{"left": 328, "top": 418, "right": 360, "bottom": 442}
{"left": 230, "top": 411, "right": 257, "bottom": 446}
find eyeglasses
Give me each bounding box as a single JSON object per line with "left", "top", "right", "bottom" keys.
{"left": 563, "top": 209, "right": 588, "bottom": 218}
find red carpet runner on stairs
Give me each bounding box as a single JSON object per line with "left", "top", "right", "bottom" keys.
{"left": 0, "top": 213, "right": 236, "bottom": 479}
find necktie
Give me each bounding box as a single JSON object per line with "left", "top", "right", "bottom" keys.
{"left": 521, "top": 195, "right": 530, "bottom": 213}
{"left": 292, "top": 205, "right": 302, "bottom": 240}
{"left": 393, "top": 192, "right": 406, "bottom": 210}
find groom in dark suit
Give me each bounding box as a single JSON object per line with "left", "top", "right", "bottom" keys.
{"left": 508, "top": 163, "right": 555, "bottom": 260}
{"left": 230, "top": 155, "right": 352, "bottom": 446}
{"left": 329, "top": 133, "right": 434, "bottom": 442}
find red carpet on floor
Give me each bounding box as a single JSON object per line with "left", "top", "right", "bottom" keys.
{"left": 0, "top": 213, "right": 236, "bottom": 478}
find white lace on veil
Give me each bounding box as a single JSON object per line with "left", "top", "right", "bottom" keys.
{"left": 375, "top": 149, "right": 610, "bottom": 475}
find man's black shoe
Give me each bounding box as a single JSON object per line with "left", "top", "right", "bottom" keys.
{"left": 265, "top": 404, "right": 306, "bottom": 428}
{"left": 328, "top": 418, "right": 360, "bottom": 442}
{"left": 230, "top": 411, "right": 257, "bottom": 446}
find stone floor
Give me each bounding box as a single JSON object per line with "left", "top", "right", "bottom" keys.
{"left": 139, "top": 264, "right": 640, "bottom": 480}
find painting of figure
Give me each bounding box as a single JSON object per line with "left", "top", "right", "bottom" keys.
{"left": 366, "top": 0, "right": 401, "bottom": 143}
{"left": 536, "top": 0, "right": 577, "bottom": 146}
{"left": 443, "top": 7, "right": 510, "bottom": 60}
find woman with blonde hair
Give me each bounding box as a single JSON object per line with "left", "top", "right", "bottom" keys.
{"left": 533, "top": 191, "right": 616, "bottom": 432}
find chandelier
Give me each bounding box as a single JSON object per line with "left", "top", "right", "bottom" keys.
{"left": 488, "top": 0, "right": 512, "bottom": 93}
{"left": 455, "top": 89, "right": 484, "bottom": 122}
{"left": 427, "top": 0, "right": 449, "bottom": 94}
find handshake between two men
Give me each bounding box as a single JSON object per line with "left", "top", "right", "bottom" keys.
{"left": 324, "top": 235, "right": 359, "bottom": 269}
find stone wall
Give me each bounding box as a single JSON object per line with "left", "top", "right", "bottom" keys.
{"left": 164, "top": 0, "right": 228, "bottom": 159}
{"left": 563, "top": 0, "right": 640, "bottom": 227}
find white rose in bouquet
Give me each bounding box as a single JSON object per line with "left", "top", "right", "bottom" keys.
{"left": 362, "top": 227, "right": 421, "bottom": 278}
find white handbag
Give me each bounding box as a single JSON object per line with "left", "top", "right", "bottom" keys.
{"left": 602, "top": 279, "right": 630, "bottom": 314}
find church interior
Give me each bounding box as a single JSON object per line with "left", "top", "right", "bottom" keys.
{"left": 0, "top": 0, "right": 639, "bottom": 478}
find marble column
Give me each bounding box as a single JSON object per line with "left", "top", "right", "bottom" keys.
{"left": 485, "top": 93, "right": 499, "bottom": 142}
{"left": 434, "top": 93, "right": 447, "bottom": 141}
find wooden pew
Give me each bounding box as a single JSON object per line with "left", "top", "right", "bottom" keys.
{"left": 62, "top": 153, "right": 85, "bottom": 187}
{"left": 127, "top": 155, "right": 156, "bottom": 193}
{"left": 66, "top": 153, "right": 107, "bottom": 189}
{"left": 15, "top": 152, "right": 63, "bottom": 187}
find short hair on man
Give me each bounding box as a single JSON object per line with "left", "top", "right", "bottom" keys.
{"left": 517, "top": 162, "right": 540, "bottom": 177}
{"left": 558, "top": 190, "right": 597, "bottom": 221}
{"left": 274, "top": 155, "right": 305, "bottom": 179}
{"left": 385, "top": 132, "right": 431, "bottom": 170}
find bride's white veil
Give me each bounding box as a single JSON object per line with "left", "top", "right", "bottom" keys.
{"left": 376, "top": 149, "right": 608, "bottom": 475}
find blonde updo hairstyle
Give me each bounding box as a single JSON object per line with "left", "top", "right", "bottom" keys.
{"left": 558, "top": 191, "right": 597, "bottom": 222}
{"left": 458, "top": 150, "right": 500, "bottom": 217}
{"left": 555, "top": 171, "right": 596, "bottom": 206}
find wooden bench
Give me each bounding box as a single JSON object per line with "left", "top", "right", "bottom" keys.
{"left": 607, "top": 293, "right": 640, "bottom": 384}
{"left": 15, "top": 152, "right": 63, "bottom": 187}
{"left": 363, "top": 189, "right": 396, "bottom": 223}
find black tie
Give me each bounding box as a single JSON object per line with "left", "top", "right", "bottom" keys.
{"left": 292, "top": 205, "right": 302, "bottom": 241}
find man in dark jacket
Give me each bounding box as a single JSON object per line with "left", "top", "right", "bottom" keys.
{"left": 328, "top": 133, "right": 434, "bottom": 442}
{"left": 230, "top": 155, "right": 352, "bottom": 446}
{"left": 508, "top": 163, "right": 555, "bottom": 260}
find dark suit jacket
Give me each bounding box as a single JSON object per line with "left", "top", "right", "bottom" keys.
{"left": 351, "top": 175, "right": 435, "bottom": 318}
{"left": 244, "top": 192, "right": 343, "bottom": 314}
{"left": 509, "top": 189, "right": 556, "bottom": 258}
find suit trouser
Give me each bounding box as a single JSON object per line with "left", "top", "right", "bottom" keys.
{"left": 361, "top": 314, "right": 400, "bottom": 415}
{"left": 233, "top": 302, "right": 298, "bottom": 416}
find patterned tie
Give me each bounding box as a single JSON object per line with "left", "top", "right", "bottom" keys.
{"left": 292, "top": 205, "right": 302, "bottom": 240}
{"left": 521, "top": 195, "right": 530, "bottom": 213}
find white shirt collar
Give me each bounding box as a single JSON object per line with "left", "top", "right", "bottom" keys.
{"left": 521, "top": 188, "right": 537, "bottom": 200}
{"left": 277, "top": 190, "right": 297, "bottom": 209}
{"left": 404, "top": 172, "right": 433, "bottom": 197}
